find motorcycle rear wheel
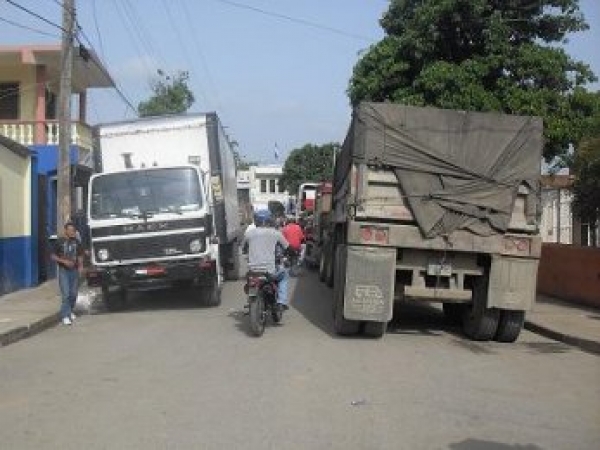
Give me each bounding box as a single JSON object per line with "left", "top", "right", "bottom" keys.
{"left": 249, "top": 295, "right": 266, "bottom": 337}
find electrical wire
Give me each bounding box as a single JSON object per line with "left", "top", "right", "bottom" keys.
{"left": 5, "top": 0, "right": 66, "bottom": 32}
{"left": 211, "top": 0, "right": 375, "bottom": 43}
{"left": 0, "top": 16, "right": 59, "bottom": 38}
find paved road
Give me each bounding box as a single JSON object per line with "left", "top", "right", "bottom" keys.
{"left": 1, "top": 269, "right": 599, "bottom": 450}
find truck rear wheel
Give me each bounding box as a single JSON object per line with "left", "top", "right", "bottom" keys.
{"left": 319, "top": 251, "right": 327, "bottom": 282}
{"left": 363, "top": 321, "right": 386, "bottom": 338}
{"left": 462, "top": 275, "right": 499, "bottom": 341}
{"left": 223, "top": 242, "right": 241, "bottom": 281}
{"left": 333, "top": 245, "right": 360, "bottom": 336}
{"left": 494, "top": 310, "right": 525, "bottom": 343}
{"left": 325, "top": 241, "right": 335, "bottom": 288}
{"left": 201, "top": 282, "right": 222, "bottom": 307}
{"left": 102, "top": 286, "right": 127, "bottom": 311}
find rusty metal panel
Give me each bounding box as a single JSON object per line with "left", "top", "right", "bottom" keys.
{"left": 343, "top": 245, "right": 396, "bottom": 321}
{"left": 488, "top": 256, "right": 539, "bottom": 310}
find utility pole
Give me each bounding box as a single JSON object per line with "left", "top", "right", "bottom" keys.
{"left": 57, "top": 0, "right": 75, "bottom": 232}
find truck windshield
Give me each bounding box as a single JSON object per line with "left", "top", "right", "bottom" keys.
{"left": 90, "top": 167, "right": 203, "bottom": 219}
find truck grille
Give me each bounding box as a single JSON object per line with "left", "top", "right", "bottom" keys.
{"left": 94, "top": 233, "right": 205, "bottom": 262}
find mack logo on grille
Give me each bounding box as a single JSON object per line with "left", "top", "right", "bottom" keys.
{"left": 122, "top": 222, "right": 169, "bottom": 233}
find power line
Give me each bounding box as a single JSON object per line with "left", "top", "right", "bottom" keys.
{"left": 0, "top": 16, "right": 59, "bottom": 38}
{"left": 5, "top": 0, "right": 66, "bottom": 32}
{"left": 75, "top": 29, "right": 138, "bottom": 114}
{"left": 90, "top": 0, "right": 106, "bottom": 61}
{"left": 212, "top": 0, "right": 375, "bottom": 43}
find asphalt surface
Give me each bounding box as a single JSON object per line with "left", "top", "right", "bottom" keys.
{"left": 1, "top": 269, "right": 599, "bottom": 450}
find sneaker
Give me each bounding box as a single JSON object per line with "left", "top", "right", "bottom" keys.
{"left": 70, "top": 313, "right": 76, "bottom": 321}
{"left": 62, "top": 317, "right": 73, "bottom": 326}
{"left": 277, "top": 303, "right": 289, "bottom": 311}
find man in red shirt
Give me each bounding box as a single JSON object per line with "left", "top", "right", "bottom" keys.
{"left": 281, "top": 218, "right": 305, "bottom": 265}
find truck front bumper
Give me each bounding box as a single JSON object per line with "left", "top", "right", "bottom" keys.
{"left": 87, "top": 259, "right": 217, "bottom": 291}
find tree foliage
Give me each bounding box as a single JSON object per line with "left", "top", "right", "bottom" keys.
{"left": 138, "top": 70, "right": 195, "bottom": 117}
{"left": 279, "top": 143, "right": 339, "bottom": 194}
{"left": 572, "top": 114, "right": 600, "bottom": 245}
{"left": 348, "top": 0, "right": 600, "bottom": 161}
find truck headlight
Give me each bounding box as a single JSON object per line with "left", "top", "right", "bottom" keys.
{"left": 189, "top": 239, "right": 203, "bottom": 253}
{"left": 97, "top": 248, "right": 110, "bottom": 261}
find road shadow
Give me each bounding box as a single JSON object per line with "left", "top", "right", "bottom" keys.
{"left": 83, "top": 285, "right": 217, "bottom": 315}
{"left": 449, "top": 438, "right": 544, "bottom": 450}
{"left": 290, "top": 269, "right": 463, "bottom": 339}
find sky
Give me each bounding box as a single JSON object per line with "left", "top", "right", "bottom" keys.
{"left": 2, "top": 0, "right": 599, "bottom": 165}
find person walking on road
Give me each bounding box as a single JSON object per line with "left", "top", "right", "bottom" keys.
{"left": 51, "top": 222, "right": 85, "bottom": 325}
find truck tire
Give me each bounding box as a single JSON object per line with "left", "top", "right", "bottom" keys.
{"left": 223, "top": 242, "right": 241, "bottom": 281}
{"left": 333, "top": 245, "right": 361, "bottom": 336}
{"left": 494, "top": 310, "right": 525, "bottom": 343}
{"left": 325, "top": 241, "right": 335, "bottom": 288}
{"left": 443, "top": 303, "right": 465, "bottom": 326}
{"left": 202, "top": 283, "right": 222, "bottom": 307}
{"left": 102, "top": 286, "right": 127, "bottom": 311}
{"left": 319, "top": 251, "right": 327, "bottom": 282}
{"left": 462, "top": 275, "right": 500, "bottom": 341}
{"left": 363, "top": 321, "right": 386, "bottom": 338}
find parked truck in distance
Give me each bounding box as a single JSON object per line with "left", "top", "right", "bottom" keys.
{"left": 321, "top": 103, "right": 543, "bottom": 341}
{"left": 87, "top": 113, "right": 242, "bottom": 310}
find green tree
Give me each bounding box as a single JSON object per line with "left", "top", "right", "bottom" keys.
{"left": 348, "top": 0, "right": 600, "bottom": 161}
{"left": 279, "top": 143, "right": 339, "bottom": 194}
{"left": 572, "top": 115, "right": 600, "bottom": 246}
{"left": 138, "top": 70, "right": 195, "bottom": 117}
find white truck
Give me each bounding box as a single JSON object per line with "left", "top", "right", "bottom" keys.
{"left": 87, "top": 113, "right": 241, "bottom": 310}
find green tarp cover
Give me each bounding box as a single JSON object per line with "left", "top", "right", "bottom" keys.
{"left": 335, "top": 103, "right": 542, "bottom": 238}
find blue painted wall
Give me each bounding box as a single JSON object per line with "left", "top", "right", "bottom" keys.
{"left": 0, "top": 236, "right": 34, "bottom": 293}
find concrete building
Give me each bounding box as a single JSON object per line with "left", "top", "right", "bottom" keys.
{"left": 0, "top": 44, "right": 114, "bottom": 286}
{"left": 0, "top": 135, "right": 37, "bottom": 294}
{"left": 540, "top": 174, "right": 575, "bottom": 244}
{"left": 236, "top": 165, "right": 291, "bottom": 215}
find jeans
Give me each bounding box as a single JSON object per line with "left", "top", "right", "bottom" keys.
{"left": 273, "top": 267, "right": 289, "bottom": 305}
{"left": 58, "top": 267, "right": 79, "bottom": 319}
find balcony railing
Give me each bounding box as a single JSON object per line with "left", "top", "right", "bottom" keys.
{"left": 0, "top": 120, "right": 93, "bottom": 151}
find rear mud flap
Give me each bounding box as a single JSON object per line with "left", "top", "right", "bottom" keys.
{"left": 343, "top": 245, "right": 396, "bottom": 322}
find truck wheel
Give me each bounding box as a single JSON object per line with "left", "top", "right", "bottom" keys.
{"left": 333, "top": 245, "right": 360, "bottom": 336}
{"left": 494, "top": 310, "right": 525, "bottom": 343}
{"left": 462, "top": 275, "right": 499, "bottom": 341}
{"left": 443, "top": 303, "right": 465, "bottom": 325}
{"left": 319, "top": 254, "right": 327, "bottom": 282}
{"left": 102, "top": 286, "right": 127, "bottom": 311}
{"left": 223, "top": 242, "right": 241, "bottom": 281}
{"left": 325, "top": 241, "right": 335, "bottom": 288}
{"left": 363, "top": 321, "right": 386, "bottom": 338}
{"left": 202, "top": 283, "right": 222, "bottom": 307}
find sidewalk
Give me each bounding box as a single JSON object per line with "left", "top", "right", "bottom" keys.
{"left": 1, "top": 282, "right": 599, "bottom": 353}
{"left": 0, "top": 281, "right": 60, "bottom": 347}
{"left": 526, "top": 295, "right": 600, "bottom": 356}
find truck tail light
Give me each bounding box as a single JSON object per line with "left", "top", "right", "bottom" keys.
{"left": 359, "top": 226, "right": 389, "bottom": 245}
{"left": 502, "top": 236, "right": 531, "bottom": 256}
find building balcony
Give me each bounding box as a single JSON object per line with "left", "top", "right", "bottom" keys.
{"left": 0, "top": 120, "right": 93, "bottom": 151}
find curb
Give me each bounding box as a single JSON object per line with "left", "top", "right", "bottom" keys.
{"left": 0, "top": 313, "right": 60, "bottom": 348}
{"left": 525, "top": 320, "right": 600, "bottom": 356}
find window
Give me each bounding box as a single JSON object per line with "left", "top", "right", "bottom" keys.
{"left": 45, "top": 89, "right": 57, "bottom": 120}
{"left": 269, "top": 179, "right": 276, "bottom": 193}
{"left": 0, "top": 82, "right": 19, "bottom": 119}
{"left": 260, "top": 179, "right": 267, "bottom": 193}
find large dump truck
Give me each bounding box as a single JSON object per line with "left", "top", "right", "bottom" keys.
{"left": 320, "top": 103, "right": 542, "bottom": 341}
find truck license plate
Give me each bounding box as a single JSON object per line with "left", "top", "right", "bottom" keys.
{"left": 427, "top": 262, "right": 452, "bottom": 277}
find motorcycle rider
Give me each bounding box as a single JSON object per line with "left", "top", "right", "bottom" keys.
{"left": 281, "top": 217, "right": 305, "bottom": 266}
{"left": 242, "top": 211, "right": 291, "bottom": 311}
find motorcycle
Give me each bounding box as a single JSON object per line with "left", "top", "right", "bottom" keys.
{"left": 244, "top": 270, "right": 284, "bottom": 337}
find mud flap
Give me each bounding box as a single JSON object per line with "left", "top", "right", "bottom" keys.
{"left": 487, "top": 256, "right": 539, "bottom": 311}
{"left": 343, "top": 245, "right": 396, "bottom": 322}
